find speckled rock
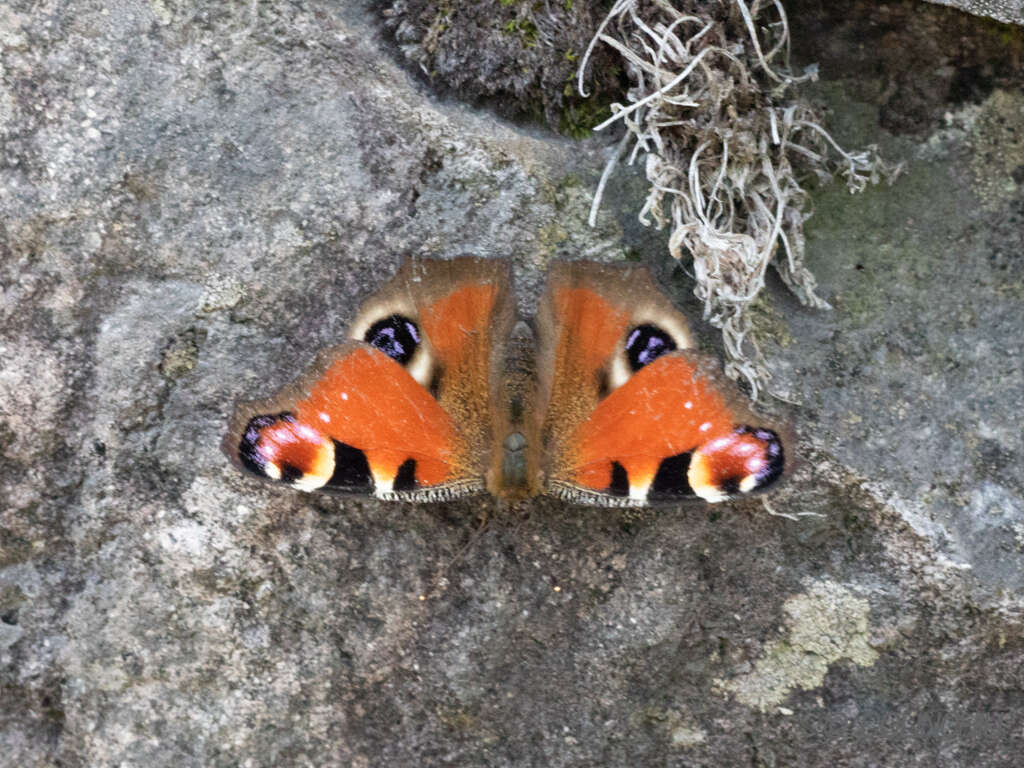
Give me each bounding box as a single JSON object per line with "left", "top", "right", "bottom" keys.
{"left": 1, "top": 2, "right": 1023, "bottom": 767}
{"left": 928, "top": 0, "right": 1023, "bottom": 24}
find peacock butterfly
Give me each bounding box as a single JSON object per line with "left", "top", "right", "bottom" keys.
{"left": 223, "top": 259, "right": 788, "bottom": 505}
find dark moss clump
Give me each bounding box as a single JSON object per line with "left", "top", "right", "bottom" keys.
{"left": 383, "top": 0, "right": 620, "bottom": 135}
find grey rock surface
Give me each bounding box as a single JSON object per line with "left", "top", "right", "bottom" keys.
{"left": 1, "top": 1, "right": 1023, "bottom": 767}
{"left": 927, "top": 0, "right": 1024, "bottom": 24}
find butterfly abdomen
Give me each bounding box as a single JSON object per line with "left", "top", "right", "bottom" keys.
{"left": 488, "top": 320, "right": 542, "bottom": 499}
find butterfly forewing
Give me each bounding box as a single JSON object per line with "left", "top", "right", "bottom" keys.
{"left": 536, "top": 262, "right": 788, "bottom": 505}
{"left": 224, "top": 259, "right": 514, "bottom": 500}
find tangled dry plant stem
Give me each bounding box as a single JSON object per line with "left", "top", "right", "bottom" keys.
{"left": 579, "top": 0, "right": 900, "bottom": 398}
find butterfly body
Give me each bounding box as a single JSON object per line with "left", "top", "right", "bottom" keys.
{"left": 225, "top": 259, "right": 788, "bottom": 505}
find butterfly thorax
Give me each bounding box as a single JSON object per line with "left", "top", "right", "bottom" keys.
{"left": 488, "top": 319, "right": 541, "bottom": 500}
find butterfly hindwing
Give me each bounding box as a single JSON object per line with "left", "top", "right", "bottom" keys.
{"left": 536, "top": 262, "right": 788, "bottom": 506}
{"left": 224, "top": 258, "right": 514, "bottom": 500}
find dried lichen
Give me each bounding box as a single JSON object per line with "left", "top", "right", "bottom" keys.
{"left": 967, "top": 88, "right": 1024, "bottom": 209}
{"left": 381, "top": 0, "right": 904, "bottom": 394}
{"left": 580, "top": 0, "right": 901, "bottom": 396}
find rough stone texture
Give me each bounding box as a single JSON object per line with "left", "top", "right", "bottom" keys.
{"left": 928, "top": 0, "right": 1024, "bottom": 25}
{"left": 1, "top": 2, "right": 1023, "bottom": 767}
{"left": 787, "top": 0, "right": 1024, "bottom": 136}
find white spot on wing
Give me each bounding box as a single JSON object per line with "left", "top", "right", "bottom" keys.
{"left": 406, "top": 346, "right": 434, "bottom": 387}
{"left": 695, "top": 484, "right": 728, "bottom": 503}
{"left": 631, "top": 303, "right": 695, "bottom": 349}
{"left": 373, "top": 474, "right": 394, "bottom": 497}
{"left": 349, "top": 296, "right": 418, "bottom": 342}
{"left": 608, "top": 352, "right": 632, "bottom": 392}
{"left": 292, "top": 472, "right": 329, "bottom": 492}
{"left": 699, "top": 422, "right": 712, "bottom": 432}
{"left": 629, "top": 483, "right": 650, "bottom": 501}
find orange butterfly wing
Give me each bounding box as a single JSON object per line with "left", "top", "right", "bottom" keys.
{"left": 537, "top": 262, "right": 787, "bottom": 505}
{"left": 223, "top": 259, "right": 513, "bottom": 500}
{"left": 225, "top": 258, "right": 788, "bottom": 506}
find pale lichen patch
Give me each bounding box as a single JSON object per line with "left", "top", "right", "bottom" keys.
{"left": 670, "top": 723, "right": 707, "bottom": 748}
{"left": 968, "top": 89, "right": 1024, "bottom": 210}
{"left": 715, "top": 579, "right": 879, "bottom": 712}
